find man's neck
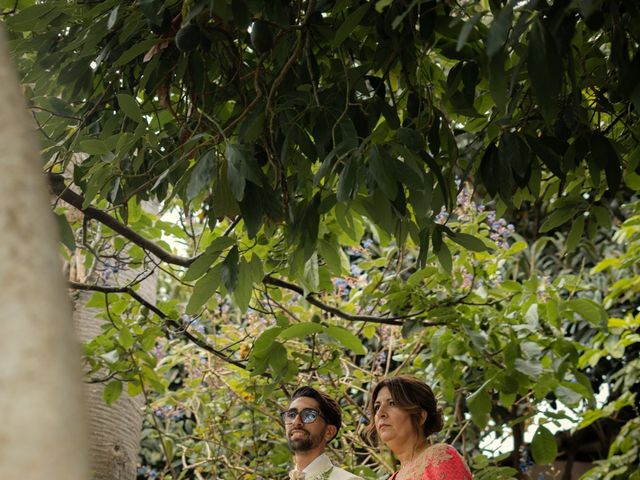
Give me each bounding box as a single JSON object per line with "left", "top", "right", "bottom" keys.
{"left": 294, "top": 447, "right": 326, "bottom": 472}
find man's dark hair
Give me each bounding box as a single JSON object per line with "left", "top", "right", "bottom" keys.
{"left": 290, "top": 386, "right": 342, "bottom": 435}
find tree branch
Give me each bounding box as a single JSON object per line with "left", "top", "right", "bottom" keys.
{"left": 49, "top": 173, "right": 194, "bottom": 267}
{"left": 69, "top": 281, "right": 247, "bottom": 370}
{"left": 262, "top": 275, "right": 445, "bottom": 327}
{"left": 52, "top": 175, "right": 443, "bottom": 327}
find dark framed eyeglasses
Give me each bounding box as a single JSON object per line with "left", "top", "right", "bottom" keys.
{"left": 280, "top": 408, "right": 325, "bottom": 424}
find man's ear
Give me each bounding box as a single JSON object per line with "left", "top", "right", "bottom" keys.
{"left": 324, "top": 424, "right": 338, "bottom": 443}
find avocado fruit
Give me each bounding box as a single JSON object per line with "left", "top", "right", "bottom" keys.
{"left": 250, "top": 20, "right": 273, "bottom": 54}
{"left": 175, "top": 24, "right": 201, "bottom": 52}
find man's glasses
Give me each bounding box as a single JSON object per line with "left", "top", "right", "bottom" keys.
{"left": 280, "top": 408, "right": 325, "bottom": 424}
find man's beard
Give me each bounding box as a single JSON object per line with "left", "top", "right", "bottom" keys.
{"left": 287, "top": 428, "right": 323, "bottom": 452}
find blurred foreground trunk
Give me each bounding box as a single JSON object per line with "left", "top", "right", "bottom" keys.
{"left": 0, "top": 25, "right": 89, "bottom": 480}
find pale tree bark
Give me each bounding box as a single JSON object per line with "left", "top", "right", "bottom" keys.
{"left": 69, "top": 208, "right": 158, "bottom": 480}
{"left": 0, "top": 25, "right": 89, "bottom": 480}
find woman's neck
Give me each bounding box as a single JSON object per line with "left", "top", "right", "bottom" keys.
{"left": 394, "top": 436, "right": 428, "bottom": 465}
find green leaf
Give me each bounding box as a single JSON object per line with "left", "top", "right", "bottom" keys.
{"left": 225, "top": 143, "right": 263, "bottom": 202}
{"left": 531, "top": 425, "right": 558, "bottom": 465}
{"left": 578, "top": 0, "right": 603, "bottom": 19}
{"left": 238, "top": 181, "right": 264, "bottom": 238}
{"left": 417, "top": 228, "right": 430, "bottom": 268}
{"left": 226, "top": 145, "right": 247, "bottom": 201}
{"left": 100, "top": 349, "right": 119, "bottom": 364}
{"left": 396, "top": 127, "right": 425, "bottom": 151}
{"left": 127, "top": 380, "right": 142, "bottom": 397}
{"left": 436, "top": 241, "right": 452, "bottom": 274}
{"left": 375, "top": 0, "right": 392, "bottom": 13}
{"left": 449, "top": 232, "right": 492, "bottom": 252}
{"left": 332, "top": 3, "right": 370, "bottom": 48}
{"left": 369, "top": 145, "right": 397, "bottom": 199}
{"left": 632, "top": 83, "right": 640, "bottom": 117}
{"left": 488, "top": 49, "right": 508, "bottom": 111}
{"left": 337, "top": 158, "right": 358, "bottom": 203}
{"left": 55, "top": 213, "right": 76, "bottom": 250}
{"left": 590, "top": 133, "right": 622, "bottom": 194}
{"left": 5, "top": 4, "right": 55, "bottom": 31}
{"left": 213, "top": 160, "right": 240, "bottom": 217}
{"left": 467, "top": 389, "right": 491, "bottom": 429}
{"left": 79, "top": 139, "right": 110, "bottom": 155}
{"left": 457, "top": 12, "right": 483, "bottom": 52}
{"left": 183, "top": 237, "right": 234, "bottom": 282}
{"left": 252, "top": 327, "right": 284, "bottom": 355}
{"left": 295, "top": 201, "right": 320, "bottom": 263}
{"left": 555, "top": 384, "right": 581, "bottom": 406}
{"left": 221, "top": 245, "right": 239, "bottom": 292}
{"left": 113, "top": 38, "right": 159, "bottom": 67}
{"left": 119, "top": 327, "right": 135, "bottom": 349}
{"left": 117, "top": 93, "right": 143, "bottom": 123}
{"left": 248, "top": 253, "right": 264, "bottom": 283}
{"left": 514, "top": 358, "right": 543, "bottom": 379}
{"left": 232, "top": 259, "right": 253, "bottom": 312}
{"left": 268, "top": 342, "right": 289, "bottom": 377}
{"left": 481, "top": 140, "right": 513, "bottom": 201}
{"left": 302, "top": 252, "right": 320, "bottom": 292}
{"left": 526, "top": 135, "right": 563, "bottom": 178}
{"left": 528, "top": 19, "right": 562, "bottom": 123}
{"left": 279, "top": 322, "right": 325, "bottom": 340}
{"left": 139, "top": 0, "right": 166, "bottom": 26}
{"left": 141, "top": 364, "right": 165, "bottom": 393}
{"left": 318, "top": 238, "right": 343, "bottom": 275}
{"left": 539, "top": 208, "right": 575, "bottom": 233}
{"left": 185, "top": 263, "right": 222, "bottom": 314}
{"left": 103, "top": 380, "right": 123, "bottom": 405}
{"left": 326, "top": 325, "right": 366, "bottom": 355}
{"left": 422, "top": 151, "right": 450, "bottom": 210}
{"left": 591, "top": 205, "right": 611, "bottom": 229}
{"left": 486, "top": 2, "right": 513, "bottom": 57}
{"left": 187, "top": 150, "right": 216, "bottom": 201}
{"left": 500, "top": 133, "right": 531, "bottom": 182}
{"left": 239, "top": 107, "right": 265, "bottom": 144}
{"left": 107, "top": 5, "right": 119, "bottom": 30}
{"left": 566, "top": 215, "right": 585, "bottom": 253}
{"left": 231, "top": 0, "right": 251, "bottom": 30}
{"left": 564, "top": 298, "right": 607, "bottom": 329}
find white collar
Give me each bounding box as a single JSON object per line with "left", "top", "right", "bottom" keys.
{"left": 303, "top": 453, "right": 333, "bottom": 477}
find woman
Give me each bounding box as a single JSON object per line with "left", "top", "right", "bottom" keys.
{"left": 367, "top": 376, "right": 472, "bottom": 480}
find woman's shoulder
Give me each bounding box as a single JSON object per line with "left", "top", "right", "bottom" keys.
{"left": 418, "top": 444, "right": 458, "bottom": 465}
{"left": 415, "top": 444, "right": 472, "bottom": 479}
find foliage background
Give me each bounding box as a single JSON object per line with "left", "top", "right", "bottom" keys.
{"left": 4, "top": 0, "right": 640, "bottom": 478}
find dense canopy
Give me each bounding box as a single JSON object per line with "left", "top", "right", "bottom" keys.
{"left": 4, "top": 0, "right": 640, "bottom": 479}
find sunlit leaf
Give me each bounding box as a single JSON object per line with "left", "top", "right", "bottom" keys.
{"left": 326, "top": 325, "right": 366, "bottom": 355}
{"left": 103, "top": 380, "right": 122, "bottom": 405}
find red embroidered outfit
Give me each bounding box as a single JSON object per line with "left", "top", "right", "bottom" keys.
{"left": 390, "top": 444, "right": 472, "bottom": 480}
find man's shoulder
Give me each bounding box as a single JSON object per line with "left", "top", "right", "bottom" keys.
{"left": 329, "top": 465, "right": 364, "bottom": 480}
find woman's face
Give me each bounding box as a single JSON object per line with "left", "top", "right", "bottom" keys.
{"left": 373, "top": 386, "right": 421, "bottom": 451}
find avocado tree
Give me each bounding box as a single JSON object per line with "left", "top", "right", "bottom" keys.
{"left": 4, "top": 0, "right": 640, "bottom": 478}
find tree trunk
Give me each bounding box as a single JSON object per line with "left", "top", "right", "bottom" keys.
{"left": 0, "top": 25, "right": 89, "bottom": 480}
{"left": 73, "top": 291, "right": 145, "bottom": 480}
{"left": 70, "top": 209, "right": 158, "bottom": 480}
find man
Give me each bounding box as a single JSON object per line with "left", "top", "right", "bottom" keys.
{"left": 282, "top": 386, "right": 363, "bottom": 480}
